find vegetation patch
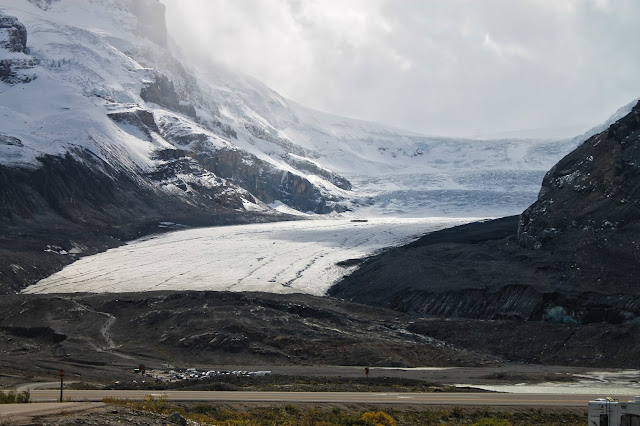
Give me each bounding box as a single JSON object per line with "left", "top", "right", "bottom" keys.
{"left": 0, "top": 389, "right": 30, "bottom": 404}
{"left": 109, "top": 374, "right": 482, "bottom": 393}
{"left": 103, "top": 395, "right": 586, "bottom": 425}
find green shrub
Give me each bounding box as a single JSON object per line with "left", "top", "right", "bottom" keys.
{"left": 0, "top": 390, "right": 30, "bottom": 404}
{"left": 452, "top": 406, "right": 464, "bottom": 418}
{"left": 473, "top": 417, "right": 512, "bottom": 426}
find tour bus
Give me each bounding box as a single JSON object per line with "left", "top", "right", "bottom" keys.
{"left": 588, "top": 396, "right": 640, "bottom": 426}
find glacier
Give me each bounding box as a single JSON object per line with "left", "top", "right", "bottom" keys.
{"left": 22, "top": 217, "right": 474, "bottom": 294}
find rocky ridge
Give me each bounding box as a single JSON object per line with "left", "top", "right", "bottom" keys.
{"left": 331, "top": 101, "right": 640, "bottom": 326}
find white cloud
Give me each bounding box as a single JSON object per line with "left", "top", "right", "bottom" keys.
{"left": 482, "top": 33, "right": 531, "bottom": 61}
{"left": 162, "top": 0, "right": 640, "bottom": 138}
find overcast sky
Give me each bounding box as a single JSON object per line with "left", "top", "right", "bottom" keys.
{"left": 161, "top": 0, "right": 640, "bottom": 139}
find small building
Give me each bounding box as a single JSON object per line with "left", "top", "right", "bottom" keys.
{"left": 588, "top": 396, "right": 640, "bottom": 426}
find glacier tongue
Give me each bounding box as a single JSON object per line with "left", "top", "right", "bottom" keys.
{"left": 23, "top": 217, "right": 474, "bottom": 295}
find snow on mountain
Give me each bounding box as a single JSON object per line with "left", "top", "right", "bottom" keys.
{"left": 0, "top": 0, "right": 590, "bottom": 220}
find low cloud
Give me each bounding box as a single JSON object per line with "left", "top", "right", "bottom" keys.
{"left": 162, "top": 0, "right": 640, "bottom": 138}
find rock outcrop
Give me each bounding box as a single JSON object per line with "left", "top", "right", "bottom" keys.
{"left": 0, "top": 13, "right": 27, "bottom": 53}
{"left": 518, "top": 101, "right": 640, "bottom": 250}
{"left": 140, "top": 74, "right": 197, "bottom": 118}
{"left": 156, "top": 112, "right": 350, "bottom": 214}
{"left": 0, "top": 12, "right": 38, "bottom": 84}
{"left": 195, "top": 148, "right": 346, "bottom": 213}
{"left": 0, "top": 148, "right": 286, "bottom": 294}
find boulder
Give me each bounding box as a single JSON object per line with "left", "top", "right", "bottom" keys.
{"left": 168, "top": 411, "right": 187, "bottom": 425}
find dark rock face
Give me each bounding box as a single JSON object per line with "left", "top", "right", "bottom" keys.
{"left": 0, "top": 149, "right": 281, "bottom": 294}
{"left": 244, "top": 123, "right": 352, "bottom": 191}
{"left": 140, "top": 74, "right": 197, "bottom": 118}
{"left": 0, "top": 13, "right": 27, "bottom": 53}
{"left": 156, "top": 115, "right": 349, "bottom": 214}
{"left": 244, "top": 123, "right": 320, "bottom": 159}
{"left": 0, "top": 13, "right": 38, "bottom": 84}
{"left": 139, "top": 74, "right": 349, "bottom": 213}
{"left": 519, "top": 101, "right": 640, "bottom": 250}
{"left": 331, "top": 101, "right": 640, "bottom": 325}
{"left": 283, "top": 151, "right": 352, "bottom": 191}
{"left": 108, "top": 109, "right": 161, "bottom": 136}
{"left": 196, "top": 148, "right": 345, "bottom": 213}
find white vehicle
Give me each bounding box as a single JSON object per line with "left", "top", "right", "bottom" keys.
{"left": 588, "top": 396, "right": 640, "bottom": 426}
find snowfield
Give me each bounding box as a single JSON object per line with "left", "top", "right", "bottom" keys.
{"left": 22, "top": 217, "right": 475, "bottom": 295}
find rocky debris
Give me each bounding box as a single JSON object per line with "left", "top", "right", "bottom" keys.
{"left": 331, "top": 102, "right": 640, "bottom": 325}
{"left": 0, "top": 291, "right": 638, "bottom": 373}
{"left": 141, "top": 74, "right": 197, "bottom": 118}
{"left": 408, "top": 316, "right": 640, "bottom": 367}
{"left": 0, "top": 291, "right": 499, "bottom": 370}
{"left": 0, "top": 13, "right": 27, "bottom": 53}
{"left": 0, "top": 325, "right": 66, "bottom": 343}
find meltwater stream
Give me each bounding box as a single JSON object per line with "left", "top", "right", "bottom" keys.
{"left": 458, "top": 370, "right": 640, "bottom": 395}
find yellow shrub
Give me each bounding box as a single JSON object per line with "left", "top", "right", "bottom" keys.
{"left": 361, "top": 410, "right": 397, "bottom": 426}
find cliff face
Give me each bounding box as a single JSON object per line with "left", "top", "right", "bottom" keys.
{"left": 330, "top": 101, "right": 640, "bottom": 325}
{"left": 0, "top": 12, "right": 37, "bottom": 84}
{"left": 0, "top": 13, "right": 27, "bottom": 52}
{"left": 519, "top": 101, "right": 640, "bottom": 251}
